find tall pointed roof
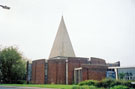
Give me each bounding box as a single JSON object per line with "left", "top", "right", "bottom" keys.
{"left": 49, "top": 16, "right": 75, "bottom": 58}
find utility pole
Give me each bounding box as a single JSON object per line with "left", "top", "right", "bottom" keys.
{"left": 0, "top": 5, "right": 10, "bottom": 10}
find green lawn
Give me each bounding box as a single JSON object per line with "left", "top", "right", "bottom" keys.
{"left": 0, "top": 84, "right": 77, "bottom": 89}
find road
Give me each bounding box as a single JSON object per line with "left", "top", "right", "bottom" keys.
{"left": 0, "top": 86, "right": 55, "bottom": 89}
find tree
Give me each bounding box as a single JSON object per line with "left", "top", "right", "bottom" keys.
{"left": 118, "top": 73, "right": 125, "bottom": 80}
{"left": 0, "top": 46, "right": 26, "bottom": 84}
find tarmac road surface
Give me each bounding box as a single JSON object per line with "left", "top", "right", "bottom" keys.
{"left": 0, "top": 86, "right": 56, "bottom": 89}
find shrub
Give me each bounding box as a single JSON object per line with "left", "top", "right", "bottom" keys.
{"left": 107, "top": 80, "right": 122, "bottom": 88}
{"left": 72, "top": 85, "right": 100, "bottom": 89}
{"left": 79, "top": 80, "right": 98, "bottom": 86}
{"left": 100, "top": 78, "right": 133, "bottom": 88}
{"left": 81, "top": 86, "right": 90, "bottom": 89}
{"left": 72, "top": 86, "right": 80, "bottom": 89}
{"left": 101, "top": 78, "right": 115, "bottom": 88}
{"left": 89, "top": 85, "right": 100, "bottom": 89}
{"left": 95, "top": 81, "right": 103, "bottom": 87}
{"left": 110, "top": 85, "right": 128, "bottom": 89}
{"left": 16, "top": 80, "right": 26, "bottom": 84}
{"left": 79, "top": 79, "right": 134, "bottom": 88}
{"left": 121, "top": 80, "right": 132, "bottom": 88}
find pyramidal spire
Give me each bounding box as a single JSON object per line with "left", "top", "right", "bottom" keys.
{"left": 49, "top": 16, "right": 75, "bottom": 58}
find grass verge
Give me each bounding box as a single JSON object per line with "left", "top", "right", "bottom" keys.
{"left": 0, "top": 84, "right": 77, "bottom": 89}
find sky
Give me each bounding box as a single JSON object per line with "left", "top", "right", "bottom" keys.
{"left": 0, "top": 0, "right": 135, "bottom": 67}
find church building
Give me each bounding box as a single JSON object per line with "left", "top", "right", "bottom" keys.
{"left": 26, "top": 16, "right": 115, "bottom": 84}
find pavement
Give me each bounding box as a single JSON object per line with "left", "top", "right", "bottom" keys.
{"left": 0, "top": 86, "right": 56, "bottom": 89}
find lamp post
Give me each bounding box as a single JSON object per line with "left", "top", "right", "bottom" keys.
{"left": 0, "top": 5, "right": 10, "bottom": 10}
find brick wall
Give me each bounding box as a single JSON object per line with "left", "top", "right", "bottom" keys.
{"left": 47, "top": 57, "right": 89, "bottom": 84}
{"left": 31, "top": 59, "right": 45, "bottom": 84}
{"left": 31, "top": 57, "right": 108, "bottom": 84}
{"left": 68, "top": 57, "right": 89, "bottom": 84}
{"left": 57, "top": 59, "right": 66, "bottom": 84}
{"left": 82, "top": 65, "right": 108, "bottom": 81}
{"left": 90, "top": 57, "right": 106, "bottom": 65}
{"left": 48, "top": 59, "right": 66, "bottom": 84}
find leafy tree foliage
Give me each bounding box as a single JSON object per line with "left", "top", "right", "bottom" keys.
{"left": 118, "top": 73, "right": 125, "bottom": 80}
{"left": 0, "top": 46, "right": 26, "bottom": 83}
